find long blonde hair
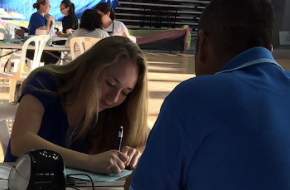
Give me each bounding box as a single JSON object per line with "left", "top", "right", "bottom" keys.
{"left": 20, "top": 36, "right": 149, "bottom": 150}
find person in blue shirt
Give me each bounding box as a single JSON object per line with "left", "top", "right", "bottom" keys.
{"left": 125, "top": 0, "right": 290, "bottom": 189}
{"left": 27, "top": 0, "right": 61, "bottom": 64}
{"left": 6, "top": 36, "right": 150, "bottom": 175}
{"left": 28, "top": 0, "right": 54, "bottom": 36}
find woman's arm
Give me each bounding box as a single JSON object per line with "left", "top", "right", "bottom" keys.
{"left": 11, "top": 94, "right": 88, "bottom": 169}
{"left": 36, "top": 14, "right": 54, "bottom": 34}
{"left": 121, "top": 27, "right": 136, "bottom": 43}
{"left": 11, "top": 94, "right": 129, "bottom": 174}
{"left": 66, "top": 28, "right": 73, "bottom": 34}
{"left": 65, "top": 30, "right": 77, "bottom": 47}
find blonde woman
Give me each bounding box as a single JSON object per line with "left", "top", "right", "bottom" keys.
{"left": 5, "top": 36, "right": 149, "bottom": 175}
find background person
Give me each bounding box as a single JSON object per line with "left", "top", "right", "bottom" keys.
{"left": 56, "top": 0, "right": 78, "bottom": 37}
{"left": 27, "top": 0, "right": 60, "bottom": 64}
{"left": 64, "top": 9, "right": 109, "bottom": 62}
{"left": 28, "top": 0, "right": 54, "bottom": 35}
{"left": 125, "top": 0, "right": 290, "bottom": 189}
{"left": 95, "top": 2, "right": 136, "bottom": 43}
{"left": 5, "top": 36, "right": 149, "bottom": 175}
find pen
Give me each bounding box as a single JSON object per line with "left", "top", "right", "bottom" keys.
{"left": 117, "top": 126, "right": 123, "bottom": 151}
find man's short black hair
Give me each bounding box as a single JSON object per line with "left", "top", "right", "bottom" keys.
{"left": 198, "top": 0, "right": 273, "bottom": 57}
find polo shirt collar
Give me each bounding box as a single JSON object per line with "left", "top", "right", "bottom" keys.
{"left": 220, "top": 47, "right": 275, "bottom": 72}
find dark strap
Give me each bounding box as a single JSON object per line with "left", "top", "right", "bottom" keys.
{"left": 2, "top": 50, "right": 21, "bottom": 72}
{"left": 0, "top": 50, "right": 20, "bottom": 59}
{"left": 43, "top": 50, "right": 66, "bottom": 61}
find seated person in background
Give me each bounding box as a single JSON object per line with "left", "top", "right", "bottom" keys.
{"left": 56, "top": 0, "right": 78, "bottom": 37}
{"left": 64, "top": 9, "right": 109, "bottom": 62}
{"left": 95, "top": 2, "right": 136, "bottom": 43}
{"left": 28, "top": 0, "right": 54, "bottom": 36}
{"left": 27, "top": 0, "right": 61, "bottom": 64}
{"left": 5, "top": 36, "right": 150, "bottom": 175}
{"left": 125, "top": 0, "right": 290, "bottom": 189}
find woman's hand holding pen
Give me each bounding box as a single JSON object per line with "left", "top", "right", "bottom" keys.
{"left": 85, "top": 150, "right": 129, "bottom": 175}
{"left": 120, "top": 146, "right": 141, "bottom": 169}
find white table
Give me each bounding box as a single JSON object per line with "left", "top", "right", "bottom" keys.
{"left": 0, "top": 14, "right": 25, "bottom": 20}
{"left": 0, "top": 42, "right": 69, "bottom": 67}
{"left": 52, "top": 36, "right": 68, "bottom": 42}
{"left": 0, "top": 180, "right": 124, "bottom": 190}
{"left": 0, "top": 42, "right": 69, "bottom": 51}
{"left": 0, "top": 163, "right": 125, "bottom": 190}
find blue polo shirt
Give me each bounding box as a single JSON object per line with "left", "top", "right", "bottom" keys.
{"left": 131, "top": 47, "right": 290, "bottom": 190}
{"left": 28, "top": 12, "right": 47, "bottom": 35}
{"left": 4, "top": 72, "right": 87, "bottom": 162}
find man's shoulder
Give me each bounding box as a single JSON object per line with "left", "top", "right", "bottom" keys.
{"left": 172, "top": 74, "right": 231, "bottom": 94}
{"left": 284, "top": 70, "right": 290, "bottom": 76}
{"left": 165, "top": 74, "right": 239, "bottom": 108}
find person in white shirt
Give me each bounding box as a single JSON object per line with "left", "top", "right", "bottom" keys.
{"left": 95, "top": 2, "right": 136, "bottom": 43}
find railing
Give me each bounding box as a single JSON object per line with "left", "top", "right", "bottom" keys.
{"left": 115, "top": 0, "right": 210, "bottom": 40}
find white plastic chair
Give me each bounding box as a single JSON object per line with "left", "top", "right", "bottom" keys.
{"left": 0, "top": 28, "right": 13, "bottom": 70}
{"left": 0, "top": 28, "right": 7, "bottom": 69}
{"left": 0, "top": 103, "right": 18, "bottom": 156}
{"left": 70, "top": 37, "right": 100, "bottom": 60}
{"left": 0, "top": 28, "right": 27, "bottom": 73}
{"left": 0, "top": 28, "right": 7, "bottom": 40}
{"left": 0, "top": 35, "right": 50, "bottom": 102}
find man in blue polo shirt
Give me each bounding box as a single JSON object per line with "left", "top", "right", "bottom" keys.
{"left": 125, "top": 0, "right": 290, "bottom": 189}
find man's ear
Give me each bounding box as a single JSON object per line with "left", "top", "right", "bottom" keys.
{"left": 268, "top": 44, "right": 273, "bottom": 53}
{"left": 195, "top": 30, "right": 207, "bottom": 64}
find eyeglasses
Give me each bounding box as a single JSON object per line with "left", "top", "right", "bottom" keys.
{"left": 60, "top": 7, "right": 66, "bottom": 10}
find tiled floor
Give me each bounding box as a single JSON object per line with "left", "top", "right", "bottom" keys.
{"left": 1, "top": 48, "right": 290, "bottom": 162}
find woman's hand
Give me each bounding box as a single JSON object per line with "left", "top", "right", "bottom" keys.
{"left": 66, "top": 28, "right": 73, "bottom": 34}
{"left": 121, "top": 146, "right": 142, "bottom": 169}
{"left": 55, "top": 31, "right": 63, "bottom": 36}
{"left": 45, "top": 14, "right": 53, "bottom": 23}
{"left": 110, "top": 32, "right": 117, "bottom": 36}
{"left": 86, "top": 150, "right": 129, "bottom": 175}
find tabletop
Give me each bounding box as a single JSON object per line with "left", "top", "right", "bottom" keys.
{"left": 0, "top": 162, "right": 125, "bottom": 190}
{"left": 0, "top": 180, "right": 124, "bottom": 190}
{"left": 0, "top": 14, "right": 25, "bottom": 19}
{"left": 0, "top": 42, "right": 69, "bottom": 51}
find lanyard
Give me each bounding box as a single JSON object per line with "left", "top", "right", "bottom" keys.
{"left": 215, "top": 58, "right": 283, "bottom": 74}
{"left": 107, "top": 21, "right": 115, "bottom": 35}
